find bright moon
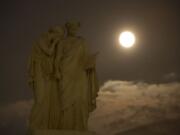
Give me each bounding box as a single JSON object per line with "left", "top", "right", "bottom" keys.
{"left": 119, "top": 31, "right": 135, "bottom": 48}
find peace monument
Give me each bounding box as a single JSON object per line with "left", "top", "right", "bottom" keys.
{"left": 28, "top": 21, "right": 99, "bottom": 135}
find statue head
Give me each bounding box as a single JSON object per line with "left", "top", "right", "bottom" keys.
{"left": 65, "top": 21, "right": 80, "bottom": 37}
{"left": 48, "top": 26, "right": 65, "bottom": 38}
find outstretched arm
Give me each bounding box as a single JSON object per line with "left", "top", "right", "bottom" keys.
{"left": 80, "top": 39, "right": 99, "bottom": 70}
{"left": 85, "top": 52, "right": 99, "bottom": 69}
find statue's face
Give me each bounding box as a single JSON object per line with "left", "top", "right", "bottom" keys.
{"left": 66, "top": 22, "right": 80, "bottom": 36}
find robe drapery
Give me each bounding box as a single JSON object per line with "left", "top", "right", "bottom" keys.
{"left": 28, "top": 33, "right": 62, "bottom": 129}
{"left": 28, "top": 34, "right": 99, "bottom": 131}
{"left": 55, "top": 36, "right": 99, "bottom": 130}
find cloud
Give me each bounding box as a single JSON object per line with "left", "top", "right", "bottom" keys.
{"left": 1, "top": 81, "right": 180, "bottom": 135}
{"left": 89, "top": 80, "right": 180, "bottom": 135}
{"left": 0, "top": 100, "right": 32, "bottom": 131}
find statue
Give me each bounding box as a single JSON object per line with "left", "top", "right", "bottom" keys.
{"left": 28, "top": 26, "right": 65, "bottom": 129}
{"left": 28, "top": 21, "right": 99, "bottom": 135}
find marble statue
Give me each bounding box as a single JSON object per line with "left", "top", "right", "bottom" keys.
{"left": 28, "top": 21, "right": 99, "bottom": 135}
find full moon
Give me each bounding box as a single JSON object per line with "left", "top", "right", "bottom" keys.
{"left": 119, "top": 31, "right": 135, "bottom": 48}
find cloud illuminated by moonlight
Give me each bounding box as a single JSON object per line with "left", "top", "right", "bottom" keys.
{"left": 1, "top": 81, "right": 180, "bottom": 135}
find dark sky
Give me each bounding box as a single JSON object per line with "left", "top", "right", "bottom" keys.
{"left": 1, "top": 0, "right": 180, "bottom": 105}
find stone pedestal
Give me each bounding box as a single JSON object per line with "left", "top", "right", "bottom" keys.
{"left": 29, "top": 130, "right": 96, "bottom": 135}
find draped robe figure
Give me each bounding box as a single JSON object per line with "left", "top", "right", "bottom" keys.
{"left": 28, "top": 22, "right": 99, "bottom": 134}
{"left": 55, "top": 22, "right": 99, "bottom": 131}
{"left": 28, "top": 26, "right": 65, "bottom": 130}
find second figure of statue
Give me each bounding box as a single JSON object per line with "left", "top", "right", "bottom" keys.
{"left": 28, "top": 21, "right": 99, "bottom": 131}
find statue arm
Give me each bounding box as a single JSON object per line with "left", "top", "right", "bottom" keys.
{"left": 87, "top": 68, "right": 99, "bottom": 112}
{"left": 84, "top": 44, "right": 99, "bottom": 112}
{"left": 80, "top": 42, "right": 92, "bottom": 69}
{"left": 39, "top": 36, "right": 59, "bottom": 56}
{"left": 85, "top": 53, "right": 97, "bottom": 69}
{"left": 83, "top": 43, "right": 99, "bottom": 69}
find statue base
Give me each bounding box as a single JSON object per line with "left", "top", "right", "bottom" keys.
{"left": 29, "top": 129, "right": 96, "bottom": 135}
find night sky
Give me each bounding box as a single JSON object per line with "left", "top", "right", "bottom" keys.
{"left": 1, "top": 0, "right": 180, "bottom": 134}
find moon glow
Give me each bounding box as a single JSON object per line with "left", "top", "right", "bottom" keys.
{"left": 119, "top": 31, "right": 135, "bottom": 48}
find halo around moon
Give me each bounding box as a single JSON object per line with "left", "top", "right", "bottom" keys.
{"left": 119, "top": 31, "right": 135, "bottom": 48}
